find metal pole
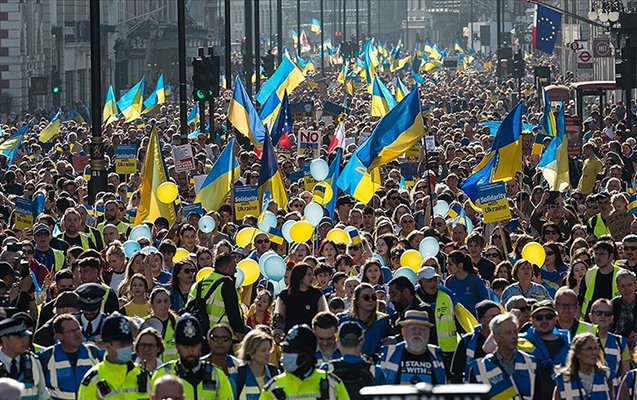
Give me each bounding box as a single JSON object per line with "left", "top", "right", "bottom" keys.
{"left": 343, "top": 0, "right": 346, "bottom": 41}
{"left": 320, "top": 0, "right": 325, "bottom": 72}
{"left": 224, "top": 0, "right": 232, "bottom": 89}
{"left": 255, "top": 0, "right": 261, "bottom": 92}
{"left": 88, "top": 0, "right": 106, "bottom": 203}
{"left": 244, "top": 0, "right": 253, "bottom": 95}
{"left": 627, "top": 38, "right": 633, "bottom": 129}
{"left": 269, "top": 0, "right": 273, "bottom": 49}
{"left": 496, "top": 0, "right": 501, "bottom": 81}
{"left": 178, "top": 0, "right": 188, "bottom": 137}
{"left": 209, "top": 47, "right": 216, "bottom": 138}
{"left": 297, "top": 0, "right": 301, "bottom": 56}
{"left": 198, "top": 48, "right": 206, "bottom": 135}
{"left": 355, "top": 0, "right": 359, "bottom": 43}
{"left": 470, "top": 0, "right": 473, "bottom": 49}
{"left": 277, "top": 0, "right": 282, "bottom": 64}
{"left": 367, "top": 0, "right": 371, "bottom": 38}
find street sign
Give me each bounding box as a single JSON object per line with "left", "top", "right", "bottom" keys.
{"left": 578, "top": 51, "right": 592, "bottom": 63}
{"left": 570, "top": 41, "right": 581, "bottom": 51}
{"left": 593, "top": 38, "right": 612, "bottom": 58}
{"left": 222, "top": 89, "right": 233, "bottom": 101}
{"left": 576, "top": 62, "right": 594, "bottom": 81}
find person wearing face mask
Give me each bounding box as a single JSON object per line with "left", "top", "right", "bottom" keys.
{"left": 259, "top": 324, "right": 350, "bottom": 400}
{"left": 151, "top": 314, "right": 233, "bottom": 400}
{"left": 78, "top": 312, "right": 151, "bottom": 399}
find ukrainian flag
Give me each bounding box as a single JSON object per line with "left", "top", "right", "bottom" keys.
{"left": 532, "top": 133, "right": 548, "bottom": 155}
{"left": 337, "top": 64, "right": 347, "bottom": 84}
{"left": 0, "top": 124, "right": 27, "bottom": 165}
{"left": 453, "top": 207, "right": 474, "bottom": 235}
{"left": 630, "top": 194, "right": 637, "bottom": 217}
{"left": 195, "top": 138, "right": 239, "bottom": 212}
{"left": 102, "top": 85, "right": 119, "bottom": 126}
{"left": 325, "top": 148, "right": 341, "bottom": 218}
{"left": 291, "top": 30, "right": 298, "bottom": 45}
{"left": 348, "top": 227, "right": 362, "bottom": 245}
{"left": 38, "top": 110, "right": 62, "bottom": 143}
{"left": 358, "top": 87, "right": 425, "bottom": 169}
{"left": 448, "top": 201, "right": 463, "bottom": 219}
{"left": 142, "top": 74, "right": 165, "bottom": 114}
{"left": 371, "top": 76, "right": 397, "bottom": 117}
{"left": 541, "top": 88, "right": 557, "bottom": 136}
{"left": 255, "top": 55, "right": 305, "bottom": 105}
{"left": 259, "top": 90, "right": 282, "bottom": 127}
{"left": 454, "top": 39, "right": 464, "bottom": 54}
{"left": 268, "top": 227, "right": 285, "bottom": 245}
{"left": 311, "top": 18, "right": 322, "bottom": 34}
{"left": 336, "top": 150, "right": 381, "bottom": 204}
{"left": 135, "top": 125, "right": 177, "bottom": 225}
{"left": 539, "top": 101, "right": 570, "bottom": 191}
{"left": 391, "top": 55, "right": 411, "bottom": 72}
{"left": 296, "top": 54, "right": 315, "bottom": 76}
{"left": 627, "top": 182, "right": 635, "bottom": 194}
{"left": 228, "top": 76, "right": 266, "bottom": 152}
{"left": 258, "top": 131, "right": 288, "bottom": 209}
{"left": 117, "top": 78, "right": 145, "bottom": 122}
{"left": 395, "top": 77, "right": 410, "bottom": 102}
{"left": 460, "top": 103, "right": 523, "bottom": 203}
{"left": 187, "top": 102, "right": 200, "bottom": 126}
{"left": 271, "top": 90, "right": 292, "bottom": 147}
{"left": 412, "top": 57, "right": 425, "bottom": 84}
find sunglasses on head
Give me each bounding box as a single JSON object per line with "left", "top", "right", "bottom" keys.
{"left": 361, "top": 294, "right": 377, "bottom": 302}
{"left": 533, "top": 313, "right": 555, "bottom": 321}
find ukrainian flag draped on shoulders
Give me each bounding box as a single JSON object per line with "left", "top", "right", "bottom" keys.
{"left": 460, "top": 103, "right": 523, "bottom": 203}
{"left": 539, "top": 101, "right": 570, "bottom": 191}
{"left": 337, "top": 87, "right": 425, "bottom": 203}
{"left": 228, "top": 76, "right": 266, "bottom": 152}
{"left": 258, "top": 131, "right": 288, "bottom": 209}
{"left": 135, "top": 125, "right": 177, "bottom": 225}
{"left": 195, "top": 138, "right": 239, "bottom": 212}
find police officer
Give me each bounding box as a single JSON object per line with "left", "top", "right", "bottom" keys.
{"left": 38, "top": 314, "right": 102, "bottom": 400}
{"left": 0, "top": 317, "right": 50, "bottom": 399}
{"left": 78, "top": 312, "right": 150, "bottom": 400}
{"left": 151, "top": 314, "right": 234, "bottom": 399}
{"left": 75, "top": 282, "right": 107, "bottom": 343}
{"left": 259, "top": 324, "right": 350, "bottom": 400}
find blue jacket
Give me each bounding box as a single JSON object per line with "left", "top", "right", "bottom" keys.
{"left": 519, "top": 326, "right": 571, "bottom": 368}
{"left": 379, "top": 342, "right": 446, "bottom": 385}
{"left": 338, "top": 313, "right": 390, "bottom": 358}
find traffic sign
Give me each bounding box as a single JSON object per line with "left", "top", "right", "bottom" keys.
{"left": 222, "top": 89, "right": 233, "bottom": 101}
{"left": 578, "top": 51, "right": 592, "bottom": 63}
{"left": 593, "top": 38, "right": 612, "bottom": 58}
{"left": 570, "top": 41, "right": 582, "bottom": 51}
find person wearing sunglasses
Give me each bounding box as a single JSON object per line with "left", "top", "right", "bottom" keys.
{"left": 588, "top": 298, "right": 630, "bottom": 394}
{"left": 554, "top": 287, "right": 595, "bottom": 338}
{"left": 519, "top": 300, "right": 571, "bottom": 399}
{"left": 504, "top": 296, "right": 531, "bottom": 332}
{"left": 615, "top": 234, "right": 637, "bottom": 273}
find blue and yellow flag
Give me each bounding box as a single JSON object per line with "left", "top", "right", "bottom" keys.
{"left": 187, "top": 102, "right": 200, "bottom": 126}
{"left": 256, "top": 55, "right": 305, "bottom": 105}
{"left": 311, "top": 18, "right": 322, "bottom": 34}
{"left": 142, "top": 74, "right": 165, "bottom": 114}
{"left": 296, "top": 54, "right": 316, "bottom": 76}
{"left": 541, "top": 88, "right": 557, "bottom": 136}
{"left": 411, "top": 56, "right": 425, "bottom": 84}
{"left": 539, "top": 102, "right": 570, "bottom": 191}
{"left": 102, "top": 85, "right": 119, "bottom": 126}
{"left": 0, "top": 125, "right": 27, "bottom": 166}
{"left": 371, "top": 76, "right": 397, "bottom": 117}
{"left": 448, "top": 201, "right": 463, "bottom": 219}
{"left": 395, "top": 77, "right": 410, "bottom": 102}
{"left": 135, "top": 125, "right": 177, "bottom": 225}
{"left": 271, "top": 90, "right": 292, "bottom": 148}
{"left": 117, "top": 78, "right": 145, "bottom": 122}
{"left": 454, "top": 39, "right": 464, "bottom": 54}
{"left": 291, "top": 30, "right": 299, "bottom": 44}
{"left": 228, "top": 76, "right": 266, "bottom": 152}
{"left": 195, "top": 138, "right": 239, "bottom": 212}
{"left": 453, "top": 207, "right": 474, "bottom": 235}
{"left": 358, "top": 87, "right": 425, "bottom": 169}
{"left": 258, "top": 132, "right": 288, "bottom": 209}
{"left": 259, "top": 90, "right": 282, "bottom": 127}
{"left": 630, "top": 194, "right": 637, "bottom": 217}
{"left": 460, "top": 103, "right": 523, "bottom": 203}
{"left": 325, "top": 148, "right": 341, "bottom": 218}
{"left": 335, "top": 150, "right": 381, "bottom": 204}
{"left": 38, "top": 110, "right": 62, "bottom": 143}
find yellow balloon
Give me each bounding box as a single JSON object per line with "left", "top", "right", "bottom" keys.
{"left": 196, "top": 267, "right": 213, "bottom": 282}
{"left": 326, "top": 228, "right": 350, "bottom": 245}
{"left": 312, "top": 182, "right": 334, "bottom": 206}
{"left": 237, "top": 259, "right": 260, "bottom": 286}
{"left": 236, "top": 227, "right": 259, "bottom": 248}
{"left": 157, "top": 182, "right": 179, "bottom": 204}
{"left": 290, "top": 220, "right": 313, "bottom": 243}
{"left": 468, "top": 198, "right": 482, "bottom": 212}
{"left": 173, "top": 248, "right": 190, "bottom": 263}
{"left": 521, "top": 242, "right": 546, "bottom": 267}
{"left": 400, "top": 249, "right": 423, "bottom": 272}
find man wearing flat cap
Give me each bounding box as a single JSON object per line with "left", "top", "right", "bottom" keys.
{"left": 0, "top": 317, "right": 50, "bottom": 399}
{"left": 379, "top": 310, "right": 446, "bottom": 385}
{"left": 151, "top": 314, "right": 233, "bottom": 399}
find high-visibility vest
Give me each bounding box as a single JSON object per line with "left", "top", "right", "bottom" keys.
{"left": 433, "top": 289, "right": 457, "bottom": 352}
{"left": 555, "top": 368, "right": 611, "bottom": 400}
{"left": 518, "top": 327, "right": 571, "bottom": 368}
{"left": 379, "top": 342, "right": 446, "bottom": 385}
{"left": 588, "top": 214, "right": 609, "bottom": 238}
{"left": 600, "top": 332, "right": 627, "bottom": 393}
{"left": 471, "top": 350, "right": 536, "bottom": 400}
{"left": 0, "top": 353, "right": 45, "bottom": 400}
{"left": 229, "top": 364, "right": 279, "bottom": 400}
{"left": 260, "top": 368, "right": 350, "bottom": 400}
{"left": 143, "top": 315, "right": 177, "bottom": 363}
{"left": 78, "top": 359, "right": 150, "bottom": 400}
{"left": 186, "top": 271, "right": 242, "bottom": 337}
{"left": 462, "top": 325, "right": 483, "bottom": 382}
{"left": 582, "top": 266, "right": 620, "bottom": 314}
{"left": 52, "top": 249, "right": 65, "bottom": 272}
{"left": 150, "top": 360, "right": 234, "bottom": 400}
{"left": 39, "top": 343, "right": 101, "bottom": 400}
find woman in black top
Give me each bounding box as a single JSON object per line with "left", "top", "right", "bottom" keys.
{"left": 273, "top": 263, "right": 327, "bottom": 338}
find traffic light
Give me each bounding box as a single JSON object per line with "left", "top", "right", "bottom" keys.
{"left": 616, "top": 46, "right": 636, "bottom": 89}
{"left": 511, "top": 50, "right": 525, "bottom": 79}
{"left": 51, "top": 68, "right": 61, "bottom": 107}
{"left": 262, "top": 54, "right": 275, "bottom": 76}
{"left": 192, "top": 55, "right": 220, "bottom": 101}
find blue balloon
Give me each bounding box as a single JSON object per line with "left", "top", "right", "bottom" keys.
{"left": 419, "top": 237, "right": 440, "bottom": 258}
{"left": 393, "top": 267, "right": 417, "bottom": 286}
{"left": 282, "top": 220, "right": 295, "bottom": 243}
{"left": 140, "top": 246, "right": 159, "bottom": 255}
{"left": 432, "top": 200, "right": 449, "bottom": 217}
{"left": 257, "top": 211, "right": 277, "bottom": 232}
{"left": 130, "top": 224, "right": 152, "bottom": 241}
{"left": 272, "top": 278, "right": 286, "bottom": 296}
{"left": 235, "top": 268, "right": 245, "bottom": 288}
{"left": 198, "top": 215, "right": 216, "bottom": 233}
{"left": 310, "top": 159, "right": 329, "bottom": 181}
{"left": 304, "top": 202, "right": 324, "bottom": 227}
{"left": 123, "top": 240, "right": 141, "bottom": 258}
{"left": 34, "top": 193, "right": 45, "bottom": 215}
{"left": 258, "top": 250, "right": 277, "bottom": 274}
{"left": 381, "top": 266, "right": 392, "bottom": 283}
{"left": 263, "top": 254, "right": 286, "bottom": 281}
{"left": 372, "top": 253, "right": 385, "bottom": 266}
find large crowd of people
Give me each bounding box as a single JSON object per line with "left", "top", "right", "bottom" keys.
{"left": 0, "top": 48, "right": 633, "bottom": 400}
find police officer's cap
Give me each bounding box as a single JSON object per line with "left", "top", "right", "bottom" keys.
{"left": 280, "top": 324, "right": 317, "bottom": 353}
{"left": 75, "top": 283, "right": 106, "bottom": 312}
{"left": 0, "top": 317, "right": 31, "bottom": 337}
{"left": 174, "top": 313, "right": 204, "bottom": 346}
{"left": 100, "top": 312, "right": 134, "bottom": 343}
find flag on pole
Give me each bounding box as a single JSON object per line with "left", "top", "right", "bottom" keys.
{"left": 38, "top": 110, "right": 62, "bottom": 143}
{"left": 102, "top": 85, "right": 119, "bottom": 126}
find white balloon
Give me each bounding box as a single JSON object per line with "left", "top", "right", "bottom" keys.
{"left": 304, "top": 202, "right": 324, "bottom": 227}
{"left": 282, "top": 220, "right": 296, "bottom": 243}
{"left": 432, "top": 200, "right": 449, "bottom": 217}
{"left": 257, "top": 211, "right": 277, "bottom": 232}
{"left": 310, "top": 159, "right": 329, "bottom": 181}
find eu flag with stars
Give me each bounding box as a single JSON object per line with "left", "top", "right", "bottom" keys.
{"left": 533, "top": 3, "right": 562, "bottom": 54}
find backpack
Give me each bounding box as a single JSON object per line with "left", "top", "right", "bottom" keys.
{"left": 330, "top": 360, "right": 374, "bottom": 399}
{"left": 180, "top": 276, "right": 227, "bottom": 332}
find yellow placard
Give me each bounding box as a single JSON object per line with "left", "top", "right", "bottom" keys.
{"left": 15, "top": 212, "right": 33, "bottom": 230}
{"left": 115, "top": 159, "right": 138, "bottom": 174}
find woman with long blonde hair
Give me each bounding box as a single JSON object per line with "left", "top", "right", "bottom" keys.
{"left": 553, "top": 332, "right": 613, "bottom": 400}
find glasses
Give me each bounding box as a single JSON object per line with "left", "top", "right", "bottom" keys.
{"left": 210, "top": 335, "right": 231, "bottom": 343}
{"left": 402, "top": 219, "right": 415, "bottom": 224}
{"left": 533, "top": 313, "right": 555, "bottom": 321}
{"left": 360, "top": 294, "right": 377, "bottom": 302}
{"left": 22, "top": 249, "right": 33, "bottom": 254}
{"left": 556, "top": 303, "right": 577, "bottom": 309}
{"left": 138, "top": 342, "right": 158, "bottom": 350}
{"left": 587, "top": 204, "right": 599, "bottom": 209}
{"left": 182, "top": 269, "right": 196, "bottom": 274}
{"left": 624, "top": 246, "right": 637, "bottom": 251}
{"left": 592, "top": 310, "right": 613, "bottom": 317}
{"left": 434, "top": 221, "right": 445, "bottom": 227}
{"left": 255, "top": 239, "right": 270, "bottom": 244}
{"left": 291, "top": 203, "right": 303, "bottom": 209}
{"left": 485, "top": 252, "right": 500, "bottom": 258}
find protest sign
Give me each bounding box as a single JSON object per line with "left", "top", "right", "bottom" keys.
{"left": 115, "top": 145, "right": 138, "bottom": 174}
{"left": 15, "top": 197, "right": 34, "bottom": 230}
{"left": 173, "top": 144, "right": 195, "bottom": 174}
{"left": 234, "top": 185, "right": 259, "bottom": 221}
{"left": 477, "top": 182, "right": 511, "bottom": 223}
